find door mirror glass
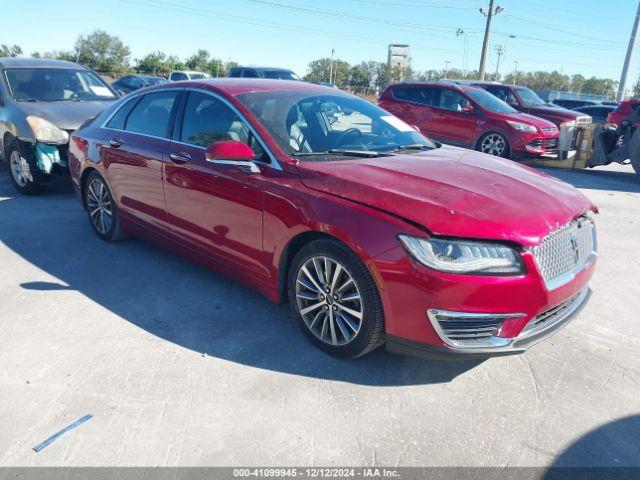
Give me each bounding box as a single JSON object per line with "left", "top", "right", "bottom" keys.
{"left": 206, "top": 140, "right": 255, "bottom": 161}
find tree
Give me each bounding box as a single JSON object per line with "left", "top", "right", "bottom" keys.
{"left": 185, "top": 49, "right": 211, "bottom": 71}
{"left": 1, "top": 44, "right": 23, "bottom": 57}
{"left": 304, "top": 57, "right": 351, "bottom": 86}
{"left": 349, "top": 62, "right": 373, "bottom": 91}
{"left": 73, "top": 30, "right": 130, "bottom": 73}
{"left": 136, "top": 51, "right": 183, "bottom": 75}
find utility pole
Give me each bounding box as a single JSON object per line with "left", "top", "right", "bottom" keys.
{"left": 478, "top": 1, "right": 504, "bottom": 81}
{"left": 329, "top": 48, "right": 336, "bottom": 85}
{"left": 513, "top": 60, "right": 519, "bottom": 85}
{"left": 494, "top": 45, "right": 505, "bottom": 80}
{"left": 444, "top": 60, "right": 451, "bottom": 79}
{"left": 617, "top": 0, "right": 640, "bottom": 101}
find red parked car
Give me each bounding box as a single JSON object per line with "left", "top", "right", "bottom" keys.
{"left": 378, "top": 82, "right": 559, "bottom": 158}
{"left": 606, "top": 99, "right": 640, "bottom": 127}
{"left": 69, "top": 80, "right": 597, "bottom": 359}
{"left": 463, "top": 81, "right": 592, "bottom": 128}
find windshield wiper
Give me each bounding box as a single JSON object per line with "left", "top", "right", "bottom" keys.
{"left": 291, "top": 149, "right": 391, "bottom": 158}
{"left": 390, "top": 144, "right": 434, "bottom": 152}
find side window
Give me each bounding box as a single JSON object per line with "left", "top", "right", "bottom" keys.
{"left": 124, "top": 91, "right": 179, "bottom": 138}
{"left": 228, "top": 69, "right": 242, "bottom": 78}
{"left": 437, "top": 89, "right": 471, "bottom": 112}
{"left": 488, "top": 86, "right": 518, "bottom": 106}
{"left": 392, "top": 87, "right": 435, "bottom": 106}
{"left": 242, "top": 69, "right": 259, "bottom": 78}
{"left": 106, "top": 96, "right": 140, "bottom": 130}
{"left": 171, "top": 72, "right": 188, "bottom": 81}
{"left": 180, "top": 91, "right": 267, "bottom": 161}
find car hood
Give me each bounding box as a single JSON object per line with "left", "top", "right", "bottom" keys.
{"left": 493, "top": 111, "right": 557, "bottom": 128}
{"left": 16, "top": 100, "right": 115, "bottom": 131}
{"left": 525, "top": 105, "right": 583, "bottom": 123}
{"left": 297, "top": 146, "right": 595, "bottom": 246}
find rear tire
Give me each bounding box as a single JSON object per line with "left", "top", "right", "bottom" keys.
{"left": 287, "top": 238, "right": 385, "bottom": 358}
{"left": 5, "top": 138, "right": 46, "bottom": 195}
{"left": 84, "top": 171, "right": 127, "bottom": 242}
{"left": 629, "top": 130, "right": 640, "bottom": 176}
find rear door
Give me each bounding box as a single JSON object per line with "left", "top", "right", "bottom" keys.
{"left": 100, "top": 89, "right": 181, "bottom": 232}
{"left": 381, "top": 85, "right": 437, "bottom": 137}
{"left": 429, "top": 87, "right": 477, "bottom": 146}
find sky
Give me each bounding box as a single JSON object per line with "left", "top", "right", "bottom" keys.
{"left": 2, "top": 0, "right": 638, "bottom": 84}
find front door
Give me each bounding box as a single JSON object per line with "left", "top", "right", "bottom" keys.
{"left": 164, "top": 90, "right": 269, "bottom": 279}
{"left": 430, "top": 88, "right": 478, "bottom": 147}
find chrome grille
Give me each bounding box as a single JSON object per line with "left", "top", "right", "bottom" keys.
{"left": 541, "top": 127, "right": 558, "bottom": 133}
{"left": 521, "top": 289, "right": 585, "bottom": 336}
{"left": 532, "top": 216, "right": 596, "bottom": 287}
{"left": 576, "top": 115, "right": 592, "bottom": 126}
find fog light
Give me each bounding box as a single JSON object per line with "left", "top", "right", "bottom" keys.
{"left": 427, "top": 309, "right": 525, "bottom": 349}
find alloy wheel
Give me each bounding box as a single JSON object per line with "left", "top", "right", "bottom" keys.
{"left": 86, "top": 178, "right": 113, "bottom": 235}
{"left": 295, "top": 256, "right": 364, "bottom": 346}
{"left": 480, "top": 134, "right": 507, "bottom": 156}
{"left": 9, "top": 150, "right": 32, "bottom": 187}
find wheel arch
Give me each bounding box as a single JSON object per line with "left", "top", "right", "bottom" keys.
{"left": 80, "top": 166, "right": 100, "bottom": 209}
{"left": 277, "top": 230, "right": 357, "bottom": 304}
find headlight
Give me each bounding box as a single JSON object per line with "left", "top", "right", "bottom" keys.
{"left": 506, "top": 121, "right": 538, "bottom": 133}
{"left": 26, "top": 116, "right": 69, "bottom": 144}
{"left": 399, "top": 235, "right": 524, "bottom": 275}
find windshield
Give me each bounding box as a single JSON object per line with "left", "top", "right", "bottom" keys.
{"left": 144, "top": 77, "right": 168, "bottom": 86}
{"left": 261, "top": 70, "right": 301, "bottom": 81}
{"left": 236, "top": 91, "right": 435, "bottom": 157}
{"left": 4, "top": 68, "right": 116, "bottom": 102}
{"left": 466, "top": 88, "right": 517, "bottom": 114}
{"left": 189, "top": 73, "right": 207, "bottom": 79}
{"left": 515, "top": 87, "right": 547, "bottom": 107}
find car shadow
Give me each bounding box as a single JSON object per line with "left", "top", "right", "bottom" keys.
{"left": 0, "top": 172, "right": 481, "bottom": 386}
{"left": 542, "top": 415, "right": 640, "bottom": 478}
{"left": 535, "top": 166, "right": 640, "bottom": 193}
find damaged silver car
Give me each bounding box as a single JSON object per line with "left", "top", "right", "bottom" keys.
{"left": 0, "top": 58, "right": 118, "bottom": 194}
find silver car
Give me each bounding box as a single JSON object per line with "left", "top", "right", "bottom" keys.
{"left": 0, "top": 57, "right": 118, "bottom": 194}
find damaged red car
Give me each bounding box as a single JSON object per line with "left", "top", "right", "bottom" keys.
{"left": 69, "top": 80, "right": 597, "bottom": 359}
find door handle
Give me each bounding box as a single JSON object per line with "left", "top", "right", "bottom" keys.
{"left": 169, "top": 152, "right": 192, "bottom": 164}
{"left": 108, "top": 138, "right": 123, "bottom": 148}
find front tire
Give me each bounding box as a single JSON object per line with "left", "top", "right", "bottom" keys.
{"left": 84, "top": 171, "right": 126, "bottom": 242}
{"left": 477, "top": 132, "right": 510, "bottom": 158}
{"left": 287, "top": 239, "right": 385, "bottom": 358}
{"left": 6, "top": 139, "right": 46, "bottom": 195}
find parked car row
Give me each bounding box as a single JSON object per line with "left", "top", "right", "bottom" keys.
{"left": 378, "top": 80, "right": 595, "bottom": 159}
{"left": 1, "top": 58, "right": 598, "bottom": 360}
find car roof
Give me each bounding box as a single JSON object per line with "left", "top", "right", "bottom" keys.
{"left": 388, "top": 81, "right": 483, "bottom": 93}
{"left": 233, "top": 66, "right": 294, "bottom": 72}
{"left": 158, "top": 78, "right": 339, "bottom": 96}
{"left": 0, "top": 57, "right": 84, "bottom": 70}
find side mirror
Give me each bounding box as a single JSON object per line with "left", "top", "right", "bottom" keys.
{"left": 205, "top": 140, "right": 260, "bottom": 173}
{"left": 461, "top": 104, "right": 474, "bottom": 113}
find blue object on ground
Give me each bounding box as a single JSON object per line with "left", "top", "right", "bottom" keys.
{"left": 32, "top": 414, "right": 93, "bottom": 452}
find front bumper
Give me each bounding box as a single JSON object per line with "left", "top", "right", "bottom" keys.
{"left": 510, "top": 130, "right": 559, "bottom": 157}
{"left": 17, "top": 138, "right": 70, "bottom": 179}
{"left": 386, "top": 287, "right": 591, "bottom": 359}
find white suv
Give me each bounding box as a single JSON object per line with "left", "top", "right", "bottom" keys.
{"left": 168, "top": 70, "right": 211, "bottom": 81}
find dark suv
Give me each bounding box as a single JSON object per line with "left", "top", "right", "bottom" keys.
{"left": 227, "top": 67, "right": 300, "bottom": 81}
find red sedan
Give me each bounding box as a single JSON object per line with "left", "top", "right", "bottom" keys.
{"left": 378, "top": 81, "right": 559, "bottom": 158}
{"left": 69, "top": 80, "right": 597, "bottom": 359}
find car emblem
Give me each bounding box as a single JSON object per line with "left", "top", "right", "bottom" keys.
{"left": 569, "top": 234, "right": 580, "bottom": 264}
